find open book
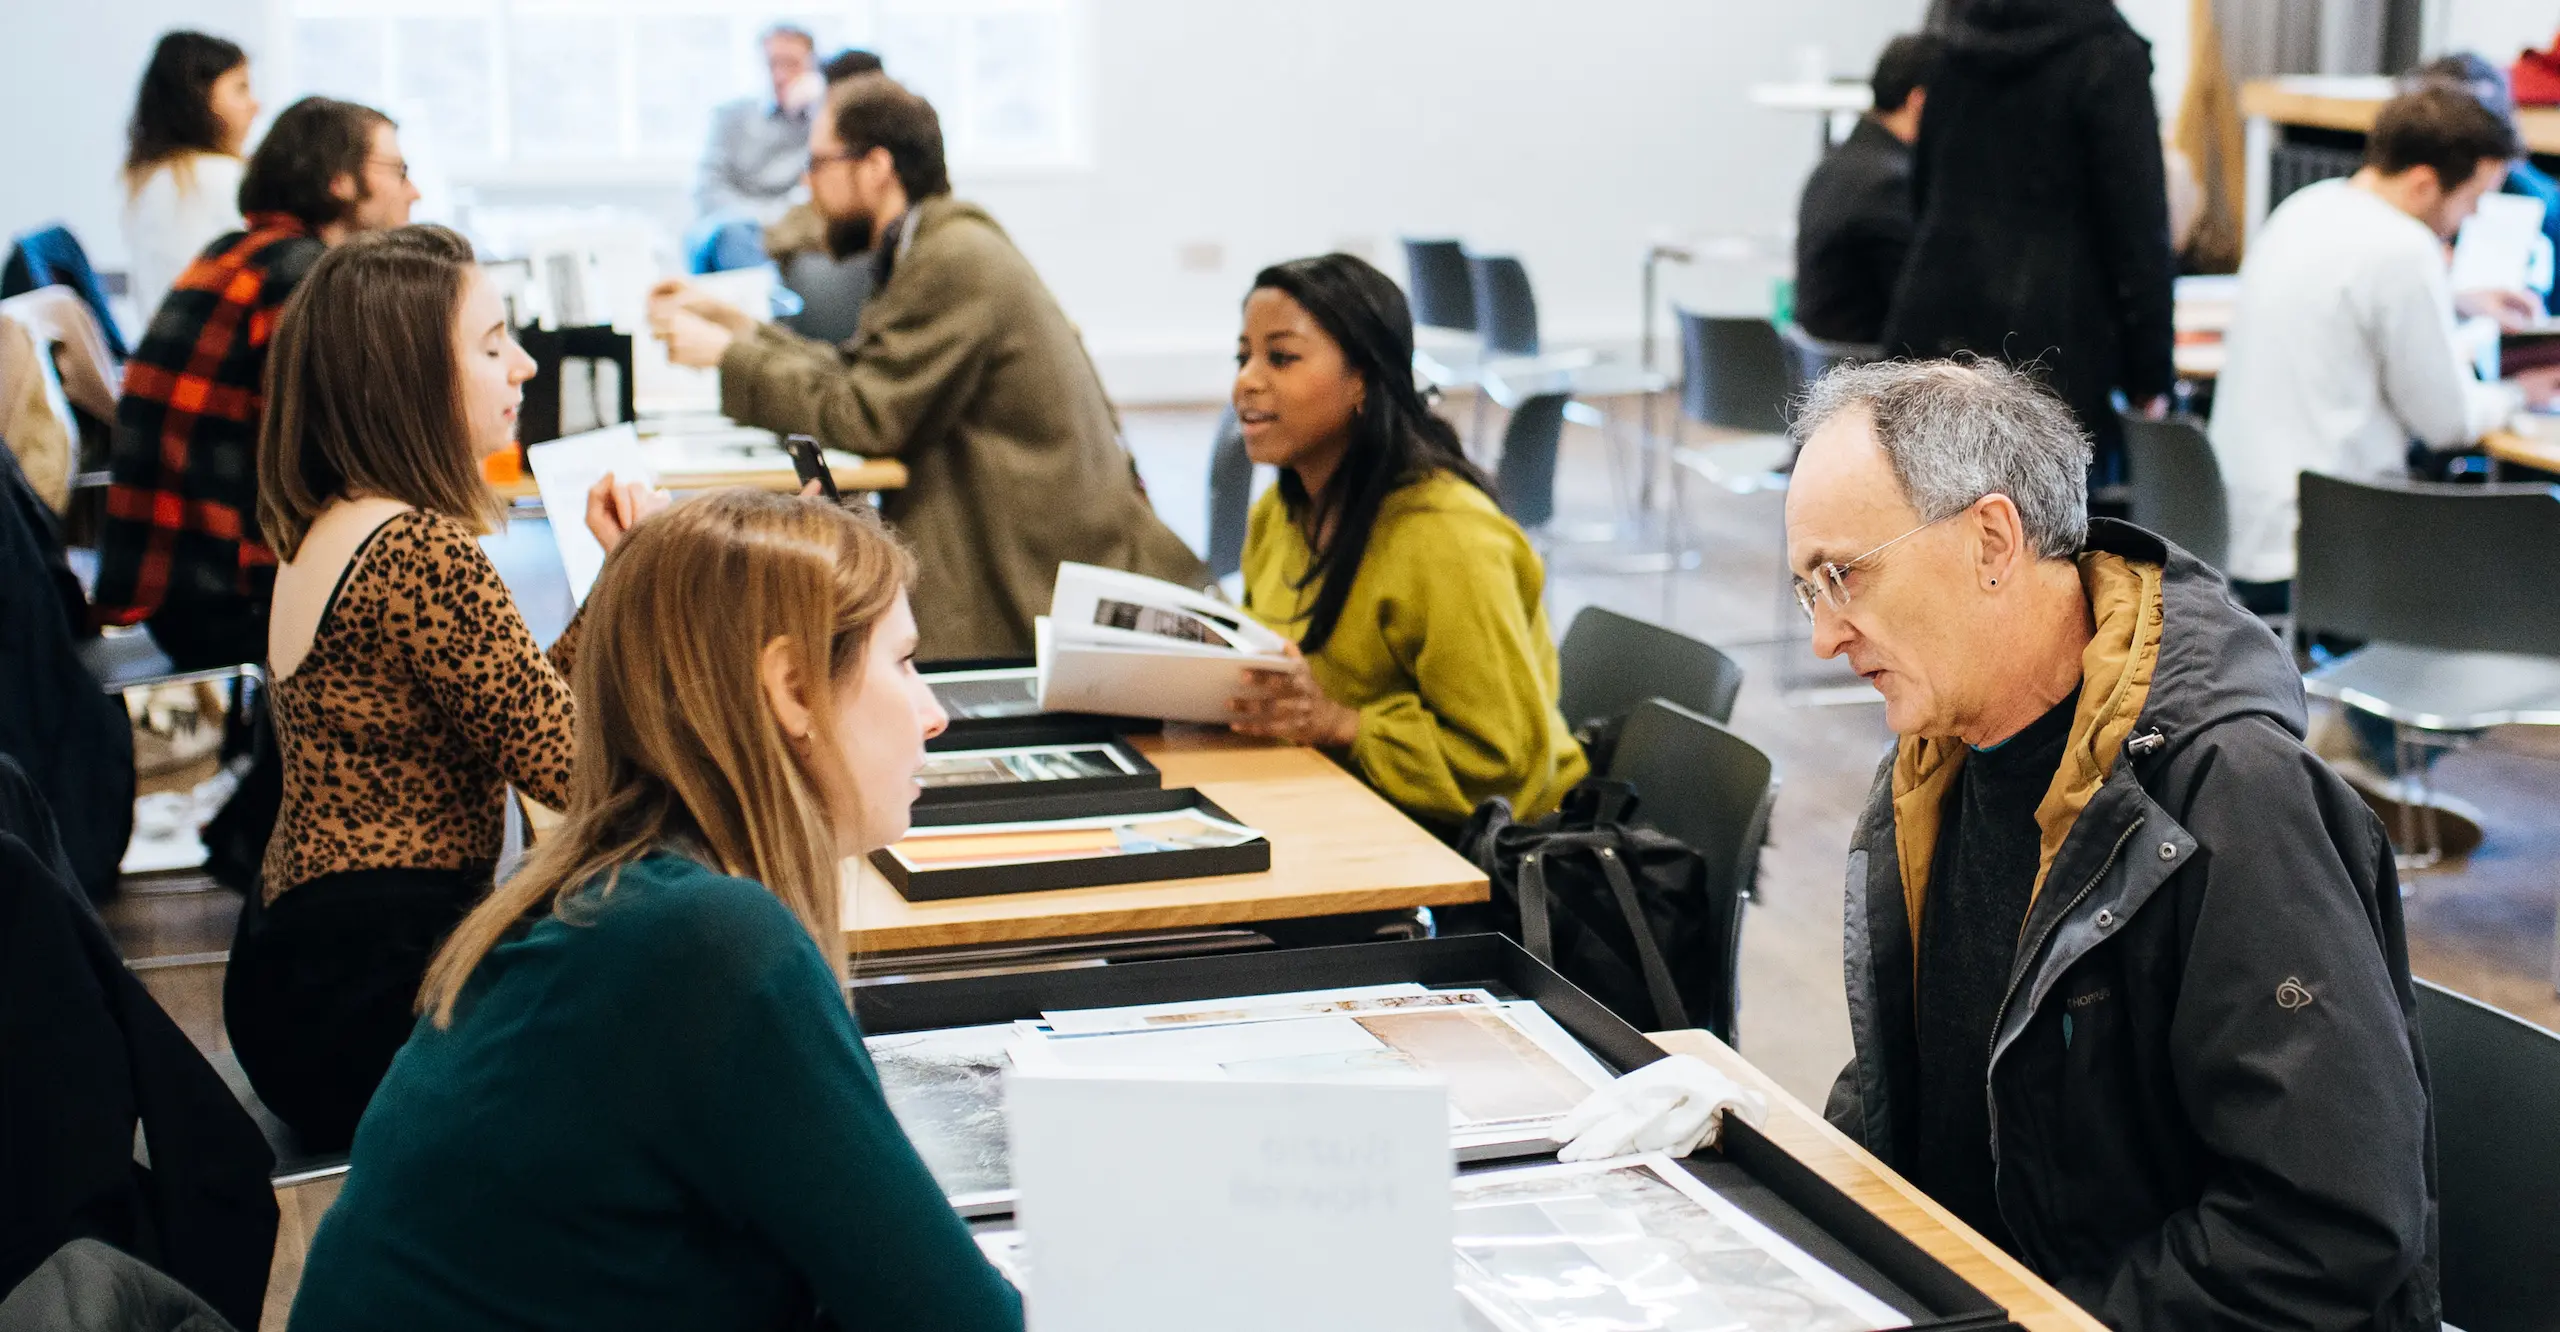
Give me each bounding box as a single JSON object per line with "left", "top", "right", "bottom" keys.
{"left": 1035, "top": 563, "right": 1292, "bottom": 724}
{"left": 524, "top": 424, "right": 654, "bottom": 605}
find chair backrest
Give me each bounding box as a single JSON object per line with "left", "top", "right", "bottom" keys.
{"left": 1557, "top": 606, "right": 1744, "bottom": 726}
{"left": 1, "top": 225, "right": 127, "bottom": 359}
{"left": 1491, "top": 392, "right": 1568, "bottom": 531}
{"left": 1602, "top": 700, "right": 1775, "bottom": 1042}
{"left": 1203, "top": 406, "right": 1253, "bottom": 579}
{"left": 2294, "top": 473, "right": 2560, "bottom": 657}
{"left": 2119, "top": 414, "right": 2229, "bottom": 572}
{"left": 1401, "top": 238, "right": 1477, "bottom": 333}
{"left": 776, "top": 249, "right": 875, "bottom": 346}
{"left": 1467, "top": 255, "right": 1539, "bottom": 357}
{"left": 1776, "top": 321, "right": 1877, "bottom": 392}
{"left": 2415, "top": 979, "right": 2560, "bottom": 1332}
{"left": 1676, "top": 311, "right": 1793, "bottom": 434}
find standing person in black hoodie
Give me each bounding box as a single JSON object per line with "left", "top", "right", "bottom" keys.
{"left": 1883, "top": 0, "right": 2176, "bottom": 490}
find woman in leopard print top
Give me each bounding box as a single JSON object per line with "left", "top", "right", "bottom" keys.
{"left": 226, "top": 226, "right": 661, "bottom": 1152}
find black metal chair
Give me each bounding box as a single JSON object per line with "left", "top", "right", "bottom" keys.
{"left": 1676, "top": 312, "right": 1793, "bottom": 437}
{"left": 1556, "top": 606, "right": 1744, "bottom": 728}
{"left": 1466, "top": 255, "right": 1540, "bottom": 358}
{"left": 2119, "top": 413, "right": 2229, "bottom": 572}
{"left": 1400, "top": 238, "right": 1477, "bottom": 333}
{"left": 1203, "top": 406, "right": 1252, "bottom": 580}
{"left": 2294, "top": 473, "right": 2560, "bottom": 865}
{"left": 1601, "top": 700, "right": 1775, "bottom": 1042}
{"left": 2416, "top": 979, "right": 2560, "bottom": 1332}
{"left": 1490, "top": 392, "right": 1570, "bottom": 533}
{"left": 1777, "top": 321, "right": 1876, "bottom": 393}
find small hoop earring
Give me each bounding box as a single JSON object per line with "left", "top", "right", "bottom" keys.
{"left": 1989, "top": 578, "right": 1999, "bottom": 586}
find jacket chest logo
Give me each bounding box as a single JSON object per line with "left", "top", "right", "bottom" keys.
{"left": 2275, "top": 977, "right": 2315, "bottom": 1010}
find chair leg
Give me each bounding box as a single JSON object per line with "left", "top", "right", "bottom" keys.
{"left": 2392, "top": 722, "right": 2442, "bottom": 877}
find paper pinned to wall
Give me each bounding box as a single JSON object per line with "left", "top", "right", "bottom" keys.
{"left": 525, "top": 424, "right": 652, "bottom": 605}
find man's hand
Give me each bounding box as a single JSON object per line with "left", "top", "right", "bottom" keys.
{"left": 647, "top": 278, "right": 756, "bottom": 337}
{"left": 2514, "top": 364, "right": 2560, "bottom": 408}
{"left": 586, "top": 472, "right": 671, "bottom": 556}
{"left": 2455, "top": 287, "right": 2545, "bottom": 332}
{"left": 1227, "top": 642, "right": 1361, "bottom": 749}
{"left": 659, "top": 309, "right": 737, "bottom": 369}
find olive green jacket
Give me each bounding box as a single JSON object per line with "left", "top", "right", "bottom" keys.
{"left": 718, "top": 196, "right": 1206, "bottom": 661}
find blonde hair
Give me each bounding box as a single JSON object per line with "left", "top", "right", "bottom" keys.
{"left": 420, "top": 489, "right": 913, "bottom": 1027}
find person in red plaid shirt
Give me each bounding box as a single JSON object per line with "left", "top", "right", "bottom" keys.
{"left": 94, "top": 95, "right": 418, "bottom": 670}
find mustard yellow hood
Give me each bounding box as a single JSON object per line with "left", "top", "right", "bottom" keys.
{"left": 1889, "top": 551, "right": 2166, "bottom": 950}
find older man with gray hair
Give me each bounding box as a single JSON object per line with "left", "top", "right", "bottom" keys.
{"left": 1787, "top": 358, "right": 2436, "bottom": 1330}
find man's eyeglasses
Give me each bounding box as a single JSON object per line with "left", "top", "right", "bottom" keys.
{"left": 1789, "top": 514, "right": 1953, "bottom": 621}
{"left": 807, "top": 147, "right": 864, "bottom": 173}
{"left": 369, "top": 156, "right": 409, "bottom": 182}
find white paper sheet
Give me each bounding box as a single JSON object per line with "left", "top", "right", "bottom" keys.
{"left": 1040, "top": 984, "right": 1436, "bottom": 1035}
{"left": 2452, "top": 192, "right": 2549, "bottom": 293}
{"left": 524, "top": 424, "right": 651, "bottom": 605}
{"left": 1008, "top": 1067, "right": 1456, "bottom": 1332}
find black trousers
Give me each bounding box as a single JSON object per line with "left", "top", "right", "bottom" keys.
{"left": 224, "top": 865, "right": 489, "bottom": 1154}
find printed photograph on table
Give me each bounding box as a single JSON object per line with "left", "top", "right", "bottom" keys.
{"left": 865, "top": 1024, "right": 1017, "bottom": 1214}
{"left": 924, "top": 666, "right": 1046, "bottom": 720}
{"left": 1038, "top": 983, "right": 1501, "bottom": 1034}
{"left": 883, "top": 810, "right": 1262, "bottom": 872}
{"left": 1452, "top": 1155, "right": 1912, "bottom": 1332}
{"left": 920, "top": 744, "right": 1138, "bottom": 787}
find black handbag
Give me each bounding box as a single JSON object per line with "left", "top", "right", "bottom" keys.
{"left": 1453, "top": 780, "right": 1738, "bottom": 1039}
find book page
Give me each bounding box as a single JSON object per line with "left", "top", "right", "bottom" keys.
{"left": 524, "top": 424, "right": 651, "bottom": 604}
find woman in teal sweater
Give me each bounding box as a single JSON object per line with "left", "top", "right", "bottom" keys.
{"left": 289, "top": 490, "right": 1020, "bottom": 1331}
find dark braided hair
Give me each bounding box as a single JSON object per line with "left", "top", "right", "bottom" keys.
{"left": 1249, "top": 254, "right": 1491, "bottom": 653}
{"left": 125, "top": 31, "right": 247, "bottom": 181}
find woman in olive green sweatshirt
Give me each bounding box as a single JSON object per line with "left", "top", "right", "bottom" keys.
{"left": 289, "top": 490, "right": 1021, "bottom": 1331}
{"left": 1229, "top": 254, "right": 1587, "bottom": 833}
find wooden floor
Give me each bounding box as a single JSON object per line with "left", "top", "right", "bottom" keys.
{"left": 101, "top": 401, "right": 2560, "bottom": 1326}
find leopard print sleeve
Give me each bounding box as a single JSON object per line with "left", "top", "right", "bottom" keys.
{"left": 380, "top": 514, "right": 578, "bottom": 811}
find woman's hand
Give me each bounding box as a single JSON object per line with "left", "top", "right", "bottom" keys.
{"left": 1228, "top": 642, "right": 1361, "bottom": 749}
{"left": 585, "top": 472, "right": 671, "bottom": 556}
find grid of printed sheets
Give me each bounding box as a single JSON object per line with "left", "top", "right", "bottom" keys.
{"left": 866, "top": 984, "right": 1912, "bottom": 1332}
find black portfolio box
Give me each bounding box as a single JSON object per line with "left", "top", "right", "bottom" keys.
{"left": 855, "top": 937, "right": 2022, "bottom": 1331}
{"left": 873, "top": 787, "right": 1269, "bottom": 901}
{"left": 913, "top": 738, "right": 1162, "bottom": 809}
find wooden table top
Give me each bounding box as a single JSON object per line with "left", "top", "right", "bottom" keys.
{"left": 2241, "top": 77, "right": 2560, "bottom": 156}
{"left": 842, "top": 728, "right": 1490, "bottom": 954}
{"left": 2486, "top": 426, "right": 2560, "bottom": 476}
{"left": 1650, "top": 1028, "right": 2107, "bottom": 1332}
{"left": 491, "top": 454, "right": 907, "bottom": 502}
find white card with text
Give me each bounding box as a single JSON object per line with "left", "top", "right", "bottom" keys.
{"left": 1007, "top": 1067, "right": 1453, "bottom": 1332}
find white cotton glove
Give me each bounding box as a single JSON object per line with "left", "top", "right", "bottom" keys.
{"left": 1553, "top": 1054, "right": 1767, "bottom": 1163}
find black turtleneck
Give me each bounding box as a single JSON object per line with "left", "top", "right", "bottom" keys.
{"left": 1909, "top": 684, "right": 2080, "bottom": 1253}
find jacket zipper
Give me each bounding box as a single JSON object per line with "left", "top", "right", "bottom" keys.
{"left": 1983, "top": 816, "right": 2144, "bottom": 1198}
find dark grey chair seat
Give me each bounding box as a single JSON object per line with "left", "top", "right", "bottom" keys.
{"left": 2120, "top": 414, "right": 2229, "bottom": 572}
{"left": 2302, "top": 644, "right": 2560, "bottom": 732}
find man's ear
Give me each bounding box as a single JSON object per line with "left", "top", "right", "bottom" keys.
{"left": 1971, "top": 493, "right": 2028, "bottom": 589}
{"left": 328, "top": 171, "right": 359, "bottom": 205}
{"left": 759, "top": 636, "right": 815, "bottom": 741}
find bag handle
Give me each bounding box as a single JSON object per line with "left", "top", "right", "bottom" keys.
{"left": 1595, "top": 844, "right": 1691, "bottom": 1031}
{"left": 1519, "top": 848, "right": 1555, "bottom": 966}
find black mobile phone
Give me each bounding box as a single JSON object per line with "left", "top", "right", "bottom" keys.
{"left": 782, "top": 433, "right": 839, "bottom": 500}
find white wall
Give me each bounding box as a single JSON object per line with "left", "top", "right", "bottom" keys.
{"left": 0, "top": 0, "right": 266, "bottom": 267}
{"left": 2425, "top": 0, "right": 2559, "bottom": 60}
{"left": 3, "top": 0, "right": 1925, "bottom": 400}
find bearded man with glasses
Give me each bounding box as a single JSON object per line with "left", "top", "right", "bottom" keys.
{"left": 1784, "top": 358, "right": 2437, "bottom": 1331}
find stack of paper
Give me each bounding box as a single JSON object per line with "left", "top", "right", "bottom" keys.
{"left": 1035, "top": 563, "right": 1291, "bottom": 724}
{"left": 866, "top": 984, "right": 1619, "bottom": 1217}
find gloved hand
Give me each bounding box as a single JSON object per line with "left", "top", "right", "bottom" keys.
{"left": 1553, "top": 1054, "right": 1767, "bottom": 1163}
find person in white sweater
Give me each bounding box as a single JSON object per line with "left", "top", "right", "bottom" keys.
{"left": 120, "top": 31, "right": 259, "bottom": 332}
{"left": 2209, "top": 85, "right": 2560, "bottom": 604}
